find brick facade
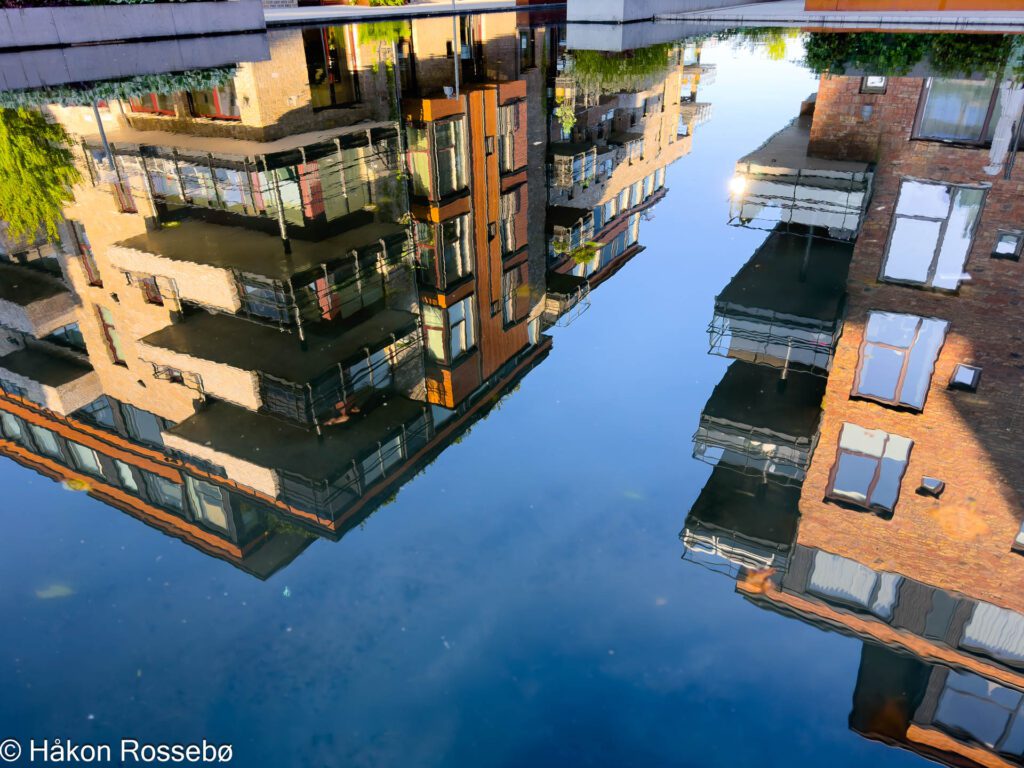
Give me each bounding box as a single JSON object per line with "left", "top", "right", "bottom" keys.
{"left": 797, "top": 74, "right": 1024, "bottom": 615}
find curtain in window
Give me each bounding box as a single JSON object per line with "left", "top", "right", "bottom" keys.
{"left": 918, "top": 78, "right": 996, "bottom": 142}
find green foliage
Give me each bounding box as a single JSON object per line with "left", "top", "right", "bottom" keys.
{"left": 804, "top": 32, "right": 1016, "bottom": 78}
{"left": 0, "top": 108, "right": 80, "bottom": 243}
{"left": 368, "top": 0, "right": 405, "bottom": 6}
{"left": 570, "top": 241, "right": 601, "bottom": 265}
{"left": 357, "top": 20, "right": 410, "bottom": 45}
{"left": 554, "top": 100, "right": 576, "bottom": 136}
{"left": 0, "top": 67, "right": 236, "bottom": 109}
{"left": 569, "top": 44, "right": 673, "bottom": 94}
{"left": 728, "top": 27, "right": 801, "bottom": 61}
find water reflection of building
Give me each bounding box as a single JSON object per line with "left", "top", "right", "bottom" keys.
{"left": 684, "top": 63, "right": 1024, "bottom": 768}
{"left": 542, "top": 40, "right": 712, "bottom": 325}
{"left": 0, "top": 16, "right": 565, "bottom": 576}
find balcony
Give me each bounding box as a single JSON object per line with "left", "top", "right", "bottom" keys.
{"left": 681, "top": 467, "right": 800, "bottom": 573}
{"left": 693, "top": 362, "right": 826, "bottom": 485}
{"left": 108, "top": 219, "right": 408, "bottom": 315}
{"left": 0, "top": 263, "right": 77, "bottom": 338}
{"left": 0, "top": 346, "right": 101, "bottom": 415}
{"left": 729, "top": 115, "right": 872, "bottom": 240}
{"left": 163, "top": 395, "right": 432, "bottom": 529}
{"left": 137, "top": 308, "right": 419, "bottom": 411}
{"left": 709, "top": 231, "right": 852, "bottom": 375}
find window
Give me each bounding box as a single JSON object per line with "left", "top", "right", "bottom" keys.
{"left": 448, "top": 296, "right": 475, "bottom": 360}
{"left": 422, "top": 304, "right": 445, "bottom": 363}
{"left": 932, "top": 670, "right": 1024, "bottom": 756}
{"left": 346, "top": 347, "right": 392, "bottom": 393}
{"left": 43, "top": 323, "right": 86, "bottom": 352}
{"left": 129, "top": 93, "right": 176, "bottom": 116}
{"left": 97, "top": 307, "right": 127, "bottom": 365}
{"left": 122, "top": 404, "right": 165, "bottom": 446}
{"left": 303, "top": 27, "right": 360, "bottom": 110}
{"left": 0, "top": 413, "right": 25, "bottom": 443}
{"left": 807, "top": 550, "right": 902, "bottom": 619}
{"left": 239, "top": 275, "right": 290, "bottom": 324}
{"left": 138, "top": 275, "right": 163, "bottom": 306}
{"left": 69, "top": 221, "right": 101, "bottom": 287}
{"left": 498, "top": 103, "right": 520, "bottom": 173}
{"left": 860, "top": 76, "right": 887, "bottom": 94}
{"left": 826, "top": 423, "right": 912, "bottom": 516}
{"left": 114, "top": 460, "right": 139, "bottom": 493}
{"left": 853, "top": 312, "right": 948, "bottom": 410}
{"left": 189, "top": 82, "right": 241, "bottom": 121}
{"left": 406, "top": 118, "right": 468, "bottom": 199}
{"left": 440, "top": 215, "right": 473, "bottom": 285}
{"left": 993, "top": 231, "right": 1023, "bottom": 261}
{"left": 67, "top": 442, "right": 102, "bottom": 476}
{"left": 881, "top": 179, "right": 984, "bottom": 290}
{"left": 76, "top": 396, "right": 115, "bottom": 429}
{"left": 144, "top": 471, "right": 184, "bottom": 512}
{"left": 0, "top": 377, "right": 27, "bottom": 399}
{"left": 915, "top": 77, "right": 1003, "bottom": 144}
{"left": 27, "top": 425, "right": 62, "bottom": 459}
{"left": 185, "top": 476, "right": 229, "bottom": 531}
{"left": 502, "top": 264, "right": 527, "bottom": 325}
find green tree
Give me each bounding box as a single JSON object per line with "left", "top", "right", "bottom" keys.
{"left": 0, "top": 108, "right": 80, "bottom": 243}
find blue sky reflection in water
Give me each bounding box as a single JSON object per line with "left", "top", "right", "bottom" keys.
{"left": 0, "top": 30, "right": 989, "bottom": 768}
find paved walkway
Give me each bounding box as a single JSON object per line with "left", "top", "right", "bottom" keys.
{"left": 656, "top": 0, "right": 1024, "bottom": 29}
{"left": 265, "top": 0, "right": 561, "bottom": 25}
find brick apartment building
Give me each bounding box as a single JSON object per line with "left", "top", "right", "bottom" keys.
{"left": 700, "top": 69, "right": 1024, "bottom": 768}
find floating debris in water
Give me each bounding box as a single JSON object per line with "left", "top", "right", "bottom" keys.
{"left": 35, "top": 584, "right": 75, "bottom": 600}
{"left": 282, "top": 586, "right": 292, "bottom": 598}
{"left": 62, "top": 478, "right": 91, "bottom": 492}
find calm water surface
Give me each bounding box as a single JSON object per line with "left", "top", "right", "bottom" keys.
{"left": 0, "top": 20, "right": 1022, "bottom": 768}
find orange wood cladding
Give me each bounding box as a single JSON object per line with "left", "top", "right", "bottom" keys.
{"left": 806, "top": 0, "right": 1024, "bottom": 9}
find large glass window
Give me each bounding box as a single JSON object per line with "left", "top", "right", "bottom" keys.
{"left": 144, "top": 472, "right": 184, "bottom": 512}
{"left": 498, "top": 103, "right": 521, "bottom": 174}
{"left": 97, "top": 307, "right": 126, "bottom": 365}
{"left": 502, "top": 263, "right": 528, "bottom": 326}
{"left": 67, "top": 442, "right": 102, "bottom": 476}
{"left": 0, "top": 413, "right": 25, "bottom": 443}
{"left": 854, "top": 312, "right": 948, "bottom": 410}
{"left": 27, "top": 425, "right": 62, "bottom": 459}
{"left": 434, "top": 119, "right": 467, "bottom": 198}
{"left": 185, "top": 476, "right": 230, "bottom": 532}
{"left": 915, "top": 77, "right": 1001, "bottom": 144}
{"left": 827, "top": 424, "right": 912, "bottom": 515}
{"left": 406, "top": 118, "right": 468, "bottom": 200}
{"left": 807, "top": 550, "right": 902, "bottom": 619}
{"left": 239, "top": 276, "right": 291, "bottom": 324}
{"left": 882, "top": 179, "right": 984, "bottom": 290}
{"left": 303, "top": 27, "right": 360, "bottom": 110}
{"left": 932, "top": 670, "right": 1024, "bottom": 756}
{"left": 440, "top": 215, "right": 473, "bottom": 284}
{"left": 448, "top": 297, "right": 475, "bottom": 361}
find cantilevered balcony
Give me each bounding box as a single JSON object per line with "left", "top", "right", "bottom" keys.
{"left": 0, "top": 263, "right": 77, "bottom": 339}
{"left": 162, "top": 395, "right": 433, "bottom": 533}
{"left": 729, "top": 115, "right": 872, "bottom": 240}
{"left": 0, "top": 346, "right": 101, "bottom": 415}
{"left": 693, "top": 362, "right": 826, "bottom": 485}
{"left": 108, "top": 219, "right": 408, "bottom": 318}
{"left": 709, "top": 231, "right": 852, "bottom": 375}
{"left": 137, "top": 308, "right": 419, "bottom": 418}
{"left": 681, "top": 467, "right": 800, "bottom": 573}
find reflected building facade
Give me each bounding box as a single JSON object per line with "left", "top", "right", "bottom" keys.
{"left": 0, "top": 19, "right": 702, "bottom": 579}
{"left": 685, "top": 56, "right": 1024, "bottom": 768}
